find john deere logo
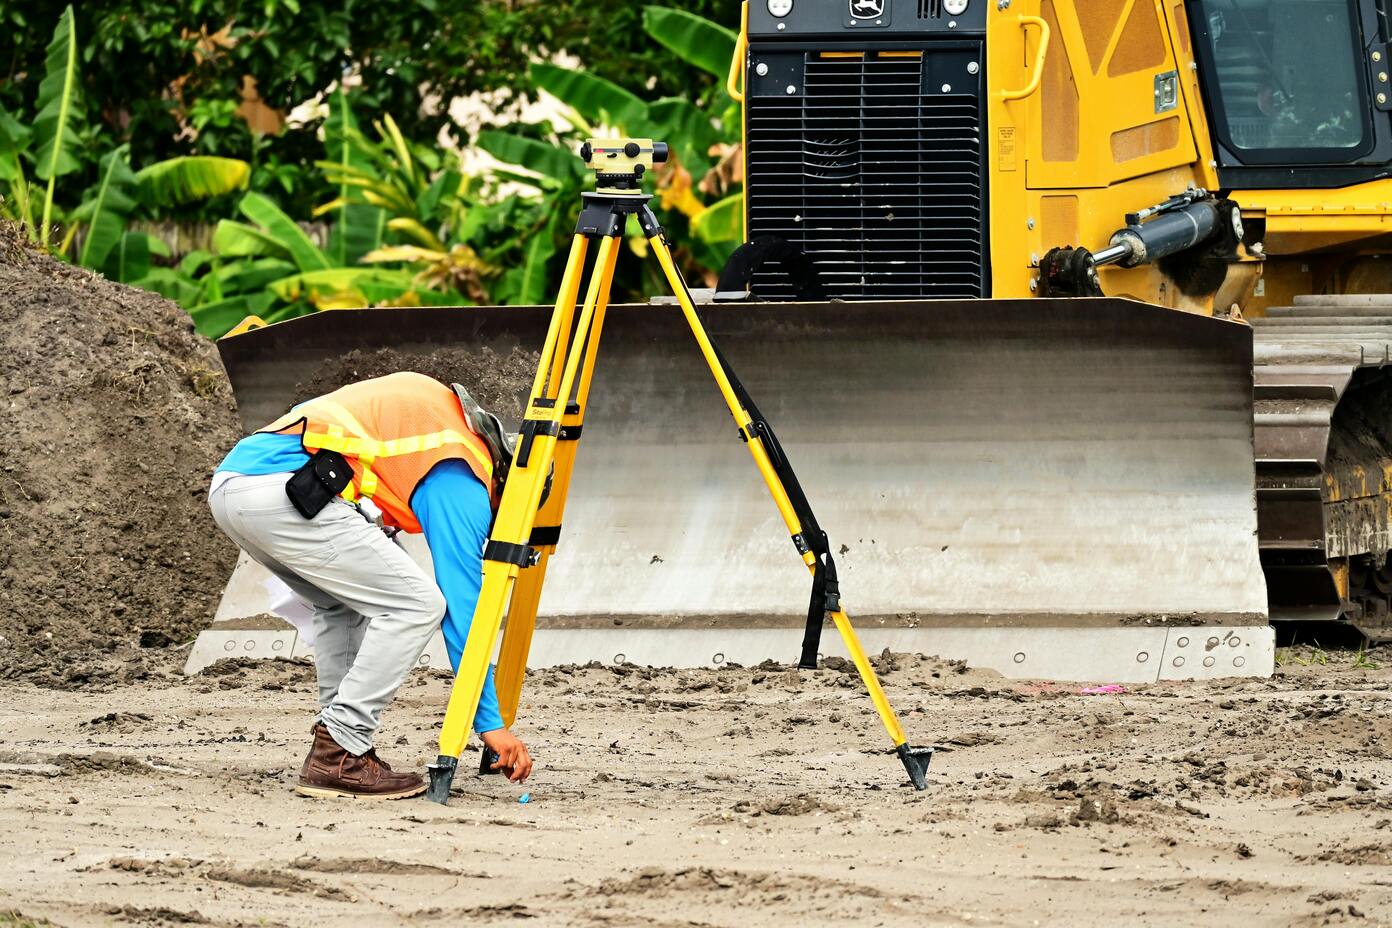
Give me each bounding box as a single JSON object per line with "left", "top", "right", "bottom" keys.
{"left": 850, "top": 0, "right": 884, "bottom": 17}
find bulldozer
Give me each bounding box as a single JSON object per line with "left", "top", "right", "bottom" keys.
{"left": 199, "top": 0, "right": 1392, "bottom": 684}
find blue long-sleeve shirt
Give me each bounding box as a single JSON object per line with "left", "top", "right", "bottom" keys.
{"left": 217, "top": 432, "right": 504, "bottom": 733}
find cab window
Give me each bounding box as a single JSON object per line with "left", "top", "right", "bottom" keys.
{"left": 1193, "top": 0, "right": 1372, "bottom": 162}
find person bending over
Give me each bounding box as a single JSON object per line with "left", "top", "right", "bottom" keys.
{"left": 208, "top": 371, "right": 531, "bottom": 799}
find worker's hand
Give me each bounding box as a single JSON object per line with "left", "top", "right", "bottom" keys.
{"left": 481, "top": 728, "right": 533, "bottom": 783}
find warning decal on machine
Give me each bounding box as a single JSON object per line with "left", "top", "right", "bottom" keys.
{"left": 998, "top": 126, "right": 1017, "bottom": 172}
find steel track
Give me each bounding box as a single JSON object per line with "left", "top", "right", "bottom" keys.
{"left": 1252, "top": 295, "right": 1392, "bottom": 637}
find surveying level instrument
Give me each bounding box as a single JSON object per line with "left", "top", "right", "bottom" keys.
{"left": 579, "top": 137, "right": 668, "bottom": 192}
{"left": 425, "top": 138, "right": 934, "bottom": 804}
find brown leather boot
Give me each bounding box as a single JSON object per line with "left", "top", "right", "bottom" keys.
{"left": 295, "top": 723, "right": 425, "bottom": 800}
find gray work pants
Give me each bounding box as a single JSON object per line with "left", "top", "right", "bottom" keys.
{"left": 208, "top": 473, "right": 444, "bottom": 755}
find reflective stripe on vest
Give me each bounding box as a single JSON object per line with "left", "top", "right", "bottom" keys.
{"left": 296, "top": 397, "right": 493, "bottom": 505}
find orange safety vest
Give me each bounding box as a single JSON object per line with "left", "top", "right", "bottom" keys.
{"left": 259, "top": 371, "right": 496, "bottom": 533}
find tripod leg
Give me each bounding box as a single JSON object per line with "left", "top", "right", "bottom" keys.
{"left": 529, "top": 234, "right": 589, "bottom": 399}
{"left": 493, "top": 237, "right": 620, "bottom": 730}
{"left": 641, "top": 224, "right": 931, "bottom": 790}
{"left": 429, "top": 235, "right": 621, "bottom": 803}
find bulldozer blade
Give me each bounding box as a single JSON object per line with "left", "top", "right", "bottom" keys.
{"left": 207, "top": 297, "right": 1272, "bottom": 682}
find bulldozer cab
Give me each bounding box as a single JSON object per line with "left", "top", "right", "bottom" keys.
{"left": 1190, "top": 0, "right": 1389, "bottom": 180}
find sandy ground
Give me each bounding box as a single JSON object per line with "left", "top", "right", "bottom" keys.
{"left": 1, "top": 647, "right": 1390, "bottom": 928}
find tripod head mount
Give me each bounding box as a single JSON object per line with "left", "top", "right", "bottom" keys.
{"left": 579, "top": 138, "right": 669, "bottom": 195}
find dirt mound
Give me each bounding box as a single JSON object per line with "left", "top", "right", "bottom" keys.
{"left": 296, "top": 345, "right": 539, "bottom": 422}
{"left": 0, "top": 223, "right": 240, "bottom": 669}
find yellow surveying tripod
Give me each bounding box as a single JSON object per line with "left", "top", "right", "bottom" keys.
{"left": 426, "top": 138, "right": 933, "bottom": 804}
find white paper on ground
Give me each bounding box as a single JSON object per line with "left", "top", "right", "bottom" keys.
{"left": 263, "top": 576, "right": 315, "bottom": 646}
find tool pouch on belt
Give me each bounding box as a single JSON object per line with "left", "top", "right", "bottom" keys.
{"left": 285, "top": 449, "right": 353, "bottom": 519}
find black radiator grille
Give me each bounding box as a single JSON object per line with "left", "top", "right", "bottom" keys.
{"left": 745, "top": 51, "right": 985, "bottom": 300}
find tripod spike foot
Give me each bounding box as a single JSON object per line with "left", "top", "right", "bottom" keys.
{"left": 896, "top": 744, "right": 934, "bottom": 791}
{"left": 426, "top": 755, "right": 459, "bottom": 804}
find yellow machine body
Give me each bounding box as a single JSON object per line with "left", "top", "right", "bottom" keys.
{"left": 978, "top": 0, "right": 1392, "bottom": 311}
{"left": 731, "top": 0, "right": 1392, "bottom": 635}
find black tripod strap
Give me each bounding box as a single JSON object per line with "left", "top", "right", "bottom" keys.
{"left": 702, "top": 329, "right": 838, "bottom": 670}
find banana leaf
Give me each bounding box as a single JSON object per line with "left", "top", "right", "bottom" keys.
{"left": 642, "top": 6, "right": 738, "bottom": 80}
{"left": 484, "top": 166, "right": 568, "bottom": 194}
{"left": 501, "top": 232, "right": 556, "bottom": 305}
{"left": 187, "top": 292, "right": 277, "bottom": 339}
{"left": 314, "top": 163, "right": 417, "bottom": 215}
{"left": 32, "top": 5, "right": 84, "bottom": 241}
{"left": 529, "top": 63, "right": 648, "bottom": 131}
{"left": 179, "top": 249, "right": 216, "bottom": 277}
{"left": 133, "top": 267, "right": 200, "bottom": 306}
{"left": 476, "top": 131, "right": 583, "bottom": 182}
{"left": 74, "top": 145, "right": 137, "bottom": 270}
{"left": 691, "top": 192, "right": 743, "bottom": 244}
{"left": 323, "top": 89, "right": 385, "bottom": 264}
{"left": 377, "top": 114, "right": 418, "bottom": 188}
{"left": 215, "top": 256, "right": 298, "bottom": 294}
{"left": 417, "top": 169, "right": 461, "bottom": 222}
{"left": 385, "top": 217, "right": 446, "bottom": 251}
{"left": 238, "top": 192, "right": 330, "bottom": 272}
{"left": 104, "top": 230, "right": 156, "bottom": 284}
{"left": 646, "top": 98, "right": 723, "bottom": 182}
{"left": 133, "top": 156, "right": 250, "bottom": 207}
{"left": 268, "top": 267, "right": 419, "bottom": 303}
{"left": 213, "top": 219, "right": 291, "bottom": 259}
{"left": 688, "top": 237, "right": 736, "bottom": 278}
{"left": 0, "top": 104, "right": 31, "bottom": 183}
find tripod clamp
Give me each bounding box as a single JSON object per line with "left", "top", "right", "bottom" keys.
{"left": 576, "top": 192, "right": 664, "bottom": 239}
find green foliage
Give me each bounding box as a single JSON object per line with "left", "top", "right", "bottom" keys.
{"left": 529, "top": 65, "right": 649, "bottom": 130}
{"left": 692, "top": 193, "right": 743, "bottom": 245}
{"left": 1, "top": 1, "right": 748, "bottom": 336}
{"left": 471, "top": 5, "right": 746, "bottom": 302}
{"left": 641, "top": 7, "right": 738, "bottom": 79}
{"left": 181, "top": 105, "right": 486, "bottom": 337}
{"left": 0, "top": 8, "right": 249, "bottom": 265}
{"left": 0, "top": 106, "right": 33, "bottom": 182}
{"left": 508, "top": 231, "right": 558, "bottom": 306}
{"left": 476, "top": 132, "right": 584, "bottom": 185}
{"left": 73, "top": 145, "right": 137, "bottom": 269}
{"left": 323, "top": 89, "right": 385, "bottom": 265}
{"left": 133, "top": 157, "right": 251, "bottom": 207}
{"left": 2, "top": 2, "right": 740, "bottom": 211}
{"left": 32, "top": 6, "right": 83, "bottom": 243}
{"left": 239, "top": 192, "right": 329, "bottom": 273}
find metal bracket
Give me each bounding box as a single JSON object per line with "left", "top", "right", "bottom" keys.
{"left": 1154, "top": 69, "right": 1179, "bottom": 113}
{"left": 484, "top": 540, "right": 540, "bottom": 568}
{"left": 529, "top": 525, "right": 563, "bottom": 547}
{"left": 516, "top": 418, "right": 560, "bottom": 467}
{"left": 1371, "top": 45, "right": 1392, "bottom": 111}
